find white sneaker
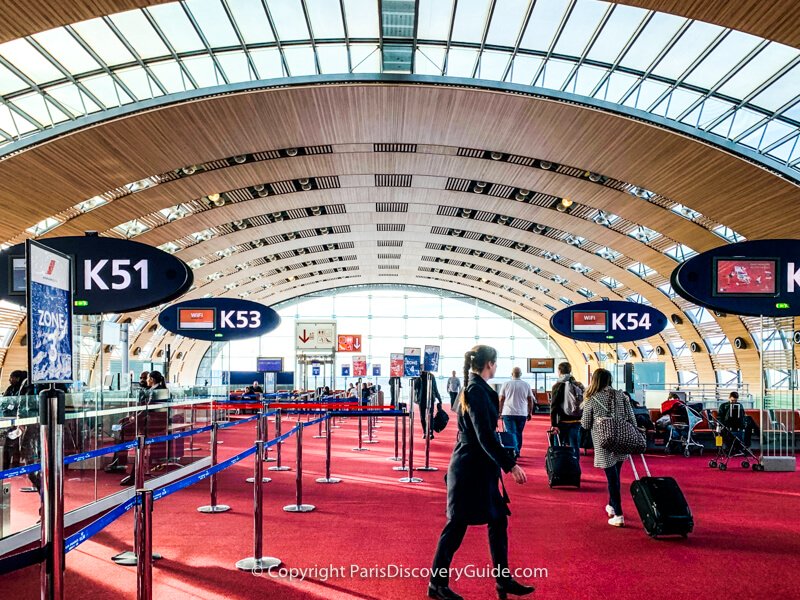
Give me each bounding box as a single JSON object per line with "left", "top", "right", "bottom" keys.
{"left": 608, "top": 516, "right": 625, "bottom": 527}
{"left": 605, "top": 504, "right": 616, "bottom": 518}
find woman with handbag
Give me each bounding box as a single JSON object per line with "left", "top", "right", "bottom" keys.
{"left": 429, "top": 345, "right": 532, "bottom": 600}
{"left": 581, "top": 368, "right": 641, "bottom": 528}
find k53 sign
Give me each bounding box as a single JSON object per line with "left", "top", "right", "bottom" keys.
{"left": 550, "top": 301, "right": 667, "bottom": 343}
{"left": 158, "top": 298, "right": 281, "bottom": 341}
{"left": 0, "top": 235, "right": 193, "bottom": 315}
{"left": 671, "top": 239, "right": 800, "bottom": 317}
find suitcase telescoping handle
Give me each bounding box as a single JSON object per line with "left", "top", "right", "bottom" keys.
{"left": 547, "top": 427, "right": 561, "bottom": 448}
{"left": 628, "top": 454, "right": 652, "bottom": 480}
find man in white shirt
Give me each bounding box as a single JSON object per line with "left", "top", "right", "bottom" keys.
{"left": 446, "top": 370, "right": 461, "bottom": 411}
{"left": 499, "top": 367, "right": 533, "bottom": 456}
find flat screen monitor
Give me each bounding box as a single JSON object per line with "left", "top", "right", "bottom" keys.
{"left": 571, "top": 310, "right": 607, "bottom": 333}
{"left": 178, "top": 308, "right": 215, "bottom": 330}
{"left": 10, "top": 256, "right": 25, "bottom": 294}
{"left": 257, "top": 357, "right": 283, "bottom": 372}
{"left": 528, "top": 358, "right": 555, "bottom": 373}
{"left": 714, "top": 258, "right": 777, "bottom": 296}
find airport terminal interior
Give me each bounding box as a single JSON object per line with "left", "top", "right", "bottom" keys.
{"left": 1, "top": 0, "right": 799, "bottom": 598}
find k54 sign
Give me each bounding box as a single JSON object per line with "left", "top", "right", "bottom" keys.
{"left": 158, "top": 298, "right": 280, "bottom": 341}
{"left": 0, "top": 235, "right": 193, "bottom": 315}
{"left": 550, "top": 301, "right": 667, "bottom": 343}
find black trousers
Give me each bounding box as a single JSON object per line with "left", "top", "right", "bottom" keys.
{"left": 418, "top": 399, "right": 429, "bottom": 436}
{"left": 430, "top": 515, "right": 509, "bottom": 585}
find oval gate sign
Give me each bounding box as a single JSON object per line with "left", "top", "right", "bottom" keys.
{"left": 158, "top": 298, "right": 281, "bottom": 341}
{"left": 671, "top": 239, "right": 800, "bottom": 317}
{"left": 550, "top": 300, "right": 667, "bottom": 343}
{"left": 0, "top": 235, "right": 193, "bottom": 315}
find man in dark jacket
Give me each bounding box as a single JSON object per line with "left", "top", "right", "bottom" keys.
{"left": 717, "top": 391, "right": 754, "bottom": 447}
{"left": 550, "top": 362, "right": 585, "bottom": 465}
{"left": 412, "top": 372, "right": 442, "bottom": 439}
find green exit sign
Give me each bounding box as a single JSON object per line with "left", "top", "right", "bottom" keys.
{"left": 776, "top": 302, "right": 790, "bottom": 309}
{"left": 214, "top": 333, "right": 223, "bottom": 338}
{"left": 74, "top": 300, "right": 88, "bottom": 307}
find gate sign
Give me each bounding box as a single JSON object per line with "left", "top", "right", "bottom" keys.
{"left": 424, "top": 345, "right": 441, "bottom": 372}
{"left": 337, "top": 334, "right": 362, "bottom": 352}
{"left": 372, "top": 364, "right": 381, "bottom": 377}
{"left": 158, "top": 298, "right": 280, "bottom": 341}
{"left": 0, "top": 236, "right": 192, "bottom": 315}
{"left": 353, "top": 355, "right": 367, "bottom": 377}
{"left": 550, "top": 300, "right": 667, "bottom": 343}
{"left": 342, "top": 365, "right": 351, "bottom": 377}
{"left": 403, "top": 347, "right": 421, "bottom": 377}
{"left": 312, "top": 365, "right": 321, "bottom": 376}
{"left": 27, "top": 240, "right": 73, "bottom": 384}
{"left": 390, "top": 353, "right": 404, "bottom": 377}
{"left": 672, "top": 239, "right": 800, "bottom": 317}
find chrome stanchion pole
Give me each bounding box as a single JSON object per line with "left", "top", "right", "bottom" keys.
{"left": 388, "top": 379, "right": 401, "bottom": 462}
{"left": 418, "top": 373, "right": 438, "bottom": 472}
{"left": 313, "top": 405, "right": 326, "bottom": 439}
{"left": 113, "top": 435, "right": 162, "bottom": 566}
{"left": 316, "top": 416, "right": 341, "bottom": 484}
{"left": 268, "top": 412, "right": 290, "bottom": 471}
{"left": 40, "top": 386, "right": 65, "bottom": 600}
{"left": 197, "top": 423, "right": 231, "bottom": 513}
{"left": 364, "top": 406, "right": 379, "bottom": 444}
{"left": 236, "top": 441, "right": 281, "bottom": 571}
{"left": 136, "top": 489, "right": 153, "bottom": 600}
{"left": 352, "top": 410, "right": 368, "bottom": 451}
{"left": 264, "top": 412, "right": 276, "bottom": 462}
{"left": 392, "top": 410, "right": 408, "bottom": 471}
{"left": 283, "top": 425, "right": 315, "bottom": 512}
{"left": 246, "top": 413, "right": 272, "bottom": 484}
{"left": 187, "top": 404, "right": 201, "bottom": 451}
{"left": 399, "top": 380, "right": 422, "bottom": 483}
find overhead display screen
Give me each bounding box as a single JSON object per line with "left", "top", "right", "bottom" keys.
{"left": 257, "top": 357, "right": 284, "bottom": 372}
{"left": 571, "top": 311, "right": 607, "bottom": 332}
{"left": 178, "top": 308, "right": 216, "bottom": 330}
{"left": 528, "top": 358, "right": 554, "bottom": 373}
{"left": 715, "top": 259, "right": 777, "bottom": 296}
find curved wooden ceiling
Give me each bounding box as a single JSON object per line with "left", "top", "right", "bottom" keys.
{"left": 3, "top": 0, "right": 799, "bottom": 49}
{"left": 1, "top": 81, "right": 794, "bottom": 385}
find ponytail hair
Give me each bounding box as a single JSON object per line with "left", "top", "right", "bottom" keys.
{"left": 458, "top": 344, "right": 498, "bottom": 413}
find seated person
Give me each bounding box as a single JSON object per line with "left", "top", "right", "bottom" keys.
{"left": 251, "top": 381, "right": 264, "bottom": 394}
{"left": 717, "top": 391, "right": 754, "bottom": 447}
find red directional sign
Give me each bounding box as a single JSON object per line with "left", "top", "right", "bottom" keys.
{"left": 337, "top": 334, "right": 362, "bottom": 352}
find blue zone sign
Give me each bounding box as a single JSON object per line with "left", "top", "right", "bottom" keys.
{"left": 158, "top": 298, "right": 280, "bottom": 341}
{"left": 550, "top": 301, "right": 667, "bottom": 343}
{"left": 672, "top": 239, "right": 800, "bottom": 317}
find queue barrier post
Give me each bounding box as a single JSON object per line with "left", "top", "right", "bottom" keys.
{"left": 352, "top": 411, "right": 368, "bottom": 452}
{"left": 136, "top": 489, "right": 153, "bottom": 600}
{"left": 364, "top": 408, "right": 379, "bottom": 444}
{"left": 313, "top": 413, "right": 326, "bottom": 439}
{"left": 264, "top": 411, "right": 276, "bottom": 462}
{"left": 268, "top": 412, "right": 290, "bottom": 471}
{"left": 39, "top": 387, "right": 65, "bottom": 600}
{"left": 316, "top": 417, "right": 341, "bottom": 485}
{"left": 283, "top": 425, "right": 315, "bottom": 512}
{"left": 392, "top": 409, "right": 408, "bottom": 471}
{"left": 236, "top": 441, "right": 281, "bottom": 572}
{"left": 399, "top": 379, "right": 422, "bottom": 483}
{"left": 246, "top": 413, "right": 272, "bottom": 484}
{"left": 417, "top": 373, "right": 438, "bottom": 472}
{"left": 113, "top": 435, "right": 162, "bottom": 566}
{"left": 197, "top": 423, "right": 231, "bottom": 513}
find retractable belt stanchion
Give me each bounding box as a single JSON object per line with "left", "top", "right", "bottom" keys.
{"left": 388, "top": 379, "right": 402, "bottom": 462}
{"left": 236, "top": 440, "right": 281, "bottom": 571}
{"left": 268, "top": 412, "right": 290, "bottom": 471}
{"left": 40, "top": 386, "right": 65, "bottom": 600}
{"left": 113, "top": 435, "right": 162, "bottom": 566}
{"left": 418, "top": 373, "right": 438, "bottom": 472}
{"left": 399, "top": 379, "right": 422, "bottom": 483}
{"left": 264, "top": 406, "right": 276, "bottom": 462}
{"left": 283, "top": 425, "right": 315, "bottom": 512}
{"left": 197, "top": 423, "right": 231, "bottom": 513}
{"left": 246, "top": 413, "right": 272, "bottom": 484}
{"left": 316, "top": 416, "right": 341, "bottom": 484}
{"left": 364, "top": 403, "right": 378, "bottom": 444}
{"left": 352, "top": 408, "right": 368, "bottom": 451}
{"left": 187, "top": 404, "right": 201, "bottom": 452}
{"left": 136, "top": 489, "right": 153, "bottom": 600}
{"left": 392, "top": 409, "right": 408, "bottom": 471}
{"left": 313, "top": 400, "right": 326, "bottom": 439}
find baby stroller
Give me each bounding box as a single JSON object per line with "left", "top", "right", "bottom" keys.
{"left": 662, "top": 398, "right": 704, "bottom": 457}
{"left": 705, "top": 409, "right": 763, "bottom": 471}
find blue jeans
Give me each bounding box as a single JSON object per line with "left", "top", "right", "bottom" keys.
{"left": 557, "top": 422, "right": 582, "bottom": 473}
{"left": 502, "top": 416, "right": 527, "bottom": 455}
{"left": 604, "top": 461, "right": 624, "bottom": 516}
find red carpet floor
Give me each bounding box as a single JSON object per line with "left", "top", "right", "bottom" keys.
{"left": 3, "top": 414, "right": 800, "bottom": 599}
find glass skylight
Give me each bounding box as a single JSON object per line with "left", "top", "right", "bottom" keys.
{"left": 0, "top": 0, "right": 797, "bottom": 175}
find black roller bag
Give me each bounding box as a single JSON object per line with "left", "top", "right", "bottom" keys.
{"left": 545, "top": 429, "right": 581, "bottom": 488}
{"left": 629, "top": 454, "right": 693, "bottom": 538}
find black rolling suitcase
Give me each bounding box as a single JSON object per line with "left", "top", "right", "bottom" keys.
{"left": 545, "top": 429, "right": 581, "bottom": 488}
{"left": 629, "top": 455, "right": 693, "bottom": 538}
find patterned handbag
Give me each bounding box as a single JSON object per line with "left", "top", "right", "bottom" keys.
{"left": 595, "top": 391, "right": 647, "bottom": 455}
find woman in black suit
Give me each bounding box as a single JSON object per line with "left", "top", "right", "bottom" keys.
{"left": 429, "top": 345, "right": 533, "bottom": 600}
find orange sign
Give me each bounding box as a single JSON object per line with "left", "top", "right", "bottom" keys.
{"left": 337, "top": 334, "right": 362, "bottom": 352}
{"left": 179, "top": 308, "right": 215, "bottom": 330}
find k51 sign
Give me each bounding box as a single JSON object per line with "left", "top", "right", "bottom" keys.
{"left": 671, "top": 239, "right": 800, "bottom": 317}
{"left": 550, "top": 301, "right": 667, "bottom": 343}
{"left": 0, "top": 235, "right": 193, "bottom": 315}
{"left": 158, "top": 298, "right": 281, "bottom": 341}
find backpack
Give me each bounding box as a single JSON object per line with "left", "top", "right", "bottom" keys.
{"left": 562, "top": 380, "right": 584, "bottom": 418}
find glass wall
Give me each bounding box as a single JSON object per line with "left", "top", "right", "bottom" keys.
{"left": 196, "top": 288, "right": 566, "bottom": 393}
